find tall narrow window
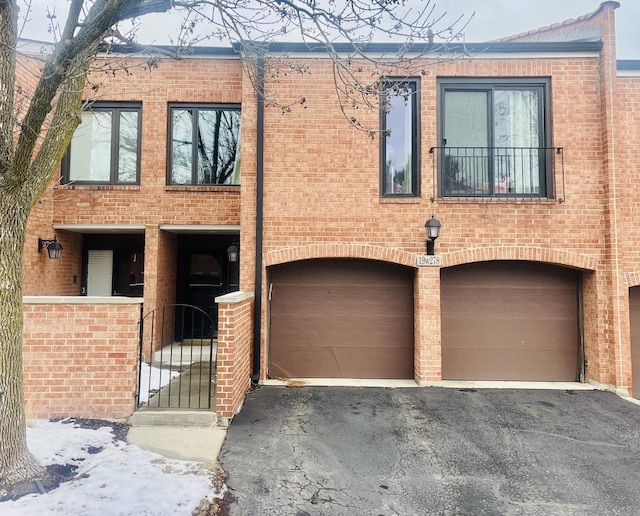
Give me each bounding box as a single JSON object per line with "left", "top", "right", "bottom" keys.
{"left": 63, "top": 103, "right": 141, "bottom": 184}
{"left": 168, "top": 105, "right": 241, "bottom": 186}
{"left": 381, "top": 79, "right": 419, "bottom": 197}
{"left": 439, "top": 79, "right": 550, "bottom": 198}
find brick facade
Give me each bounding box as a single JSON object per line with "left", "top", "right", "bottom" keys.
{"left": 18, "top": 2, "right": 640, "bottom": 419}
{"left": 215, "top": 292, "right": 254, "bottom": 420}
{"left": 23, "top": 298, "right": 141, "bottom": 419}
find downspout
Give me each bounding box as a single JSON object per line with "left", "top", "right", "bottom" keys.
{"left": 252, "top": 57, "right": 265, "bottom": 384}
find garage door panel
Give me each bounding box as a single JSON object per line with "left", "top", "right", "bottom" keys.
{"left": 442, "top": 320, "right": 577, "bottom": 350}
{"left": 446, "top": 264, "right": 577, "bottom": 289}
{"left": 270, "top": 346, "right": 413, "bottom": 379}
{"left": 443, "top": 349, "right": 578, "bottom": 381}
{"left": 271, "top": 260, "right": 411, "bottom": 285}
{"left": 270, "top": 315, "right": 413, "bottom": 349}
{"left": 269, "top": 259, "right": 414, "bottom": 379}
{"left": 443, "top": 288, "right": 576, "bottom": 318}
{"left": 273, "top": 286, "right": 412, "bottom": 314}
{"left": 442, "top": 333, "right": 577, "bottom": 352}
{"left": 442, "top": 261, "right": 579, "bottom": 381}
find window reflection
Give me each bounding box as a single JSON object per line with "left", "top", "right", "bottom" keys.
{"left": 66, "top": 104, "right": 140, "bottom": 184}
{"left": 381, "top": 80, "right": 418, "bottom": 197}
{"left": 169, "top": 106, "right": 241, "bottom": 186}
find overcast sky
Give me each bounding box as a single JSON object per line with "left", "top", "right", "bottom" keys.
{"left": 22, "top": 1, "right": 640, "bottom": 59}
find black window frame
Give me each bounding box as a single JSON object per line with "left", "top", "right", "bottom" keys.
{"left": 167, "top": 103, "right": 242, "bottom": 186}
{"left": 437, "top": 77, "right": 552, "bottom": 198}
{"left": 61, "top": 102, "right": 142, "bottom": 185}
{"left": 380, "top": 78, "right": 420, "bottom": 198}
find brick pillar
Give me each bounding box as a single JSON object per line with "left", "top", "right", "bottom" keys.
{"left": 415, "top": 266, "right": 441, "bottom": 383}
{"left": 215, "top": 291, "right": 254, "bottom": 422}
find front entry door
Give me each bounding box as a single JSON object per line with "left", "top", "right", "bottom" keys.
{"left": 182, "top": 252, "right": 224, "bottom": 339}
{"left": 186, "top": 253, "right": 224, "bottom": 337}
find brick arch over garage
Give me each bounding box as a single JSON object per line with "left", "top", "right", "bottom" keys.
{"left": 625, "top": 272, "right": 640, "bottom": 287}
{"left": 263, "top": 244, "right": 417, "bottom": 268}
{"left": 263, "top": 244, "right": 599, "bottom": 271}
{"left": 443, "top": 246, "right": 598, "bottom": 271}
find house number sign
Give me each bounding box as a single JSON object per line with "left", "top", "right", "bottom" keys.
{"left": 416, "top": 254, "right": 442, "bottom": 267}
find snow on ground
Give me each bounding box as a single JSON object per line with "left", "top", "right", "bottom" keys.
{"left": 0, "top": 420, "right": 220, "bottom": 516}
{"left": 0, "top": 365, "right": 214, "bottom": 514}
{"left": 138, "top": 363, "right": 181, "bottom": 404}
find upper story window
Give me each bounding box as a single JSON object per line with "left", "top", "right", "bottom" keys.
{"left": 62, "top": 103, "right": 141, "bottom": 185}
{"left": 438, "top": 78, "right": 551, "bottom": 198}
{"left": 380, "top": 79, "right": 419, "bottom": 197}
{"left": 168, "top": 104, "right": 241, "bottom": 186}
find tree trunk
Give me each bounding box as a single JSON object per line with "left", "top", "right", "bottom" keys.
{"left": 0, "top": 192, "right": 44, "bottom": 484}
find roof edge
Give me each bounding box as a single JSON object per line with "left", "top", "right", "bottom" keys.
{"left": 494, "top": 1, "right": 619, "bottom": 44}
{"left": 233, "top": 40, "right": 603, "bottom": 54}
{"left": 17, "top": 39, "right": 604, "bottom": 59}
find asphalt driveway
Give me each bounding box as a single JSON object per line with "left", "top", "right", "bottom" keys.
{"left": 218, "top": 387, "right": 640, "bottom": 515}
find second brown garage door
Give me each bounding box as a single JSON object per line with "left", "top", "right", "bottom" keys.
{"left": 441, "top": 261, "right": 580, "bottom": 381}
{"left": 269, "top": 259, "right": 414, "bottom": 379}
{"left": 629, "top": 287, "right": 640, "bottom": 398}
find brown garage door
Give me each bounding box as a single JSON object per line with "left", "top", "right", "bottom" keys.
{"left": 269, "top": 259, "right": 414, "bottom": 379}
{"left": 630, "top": 287, "right": 640, "bottom": 398}
{"left": 441, "top": 261, "right": 580, "bottom": 381}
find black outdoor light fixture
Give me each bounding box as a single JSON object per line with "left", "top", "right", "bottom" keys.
{"left": 38, "top": 237, "right": 63, "bottom": 260}
{"left": 227, "top": 243, "right": 239, "bottom": 263}
{"left": 425, "top": 215, "right": 441, "bottom": 256}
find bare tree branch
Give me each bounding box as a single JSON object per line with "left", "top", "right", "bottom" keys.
{"left": 161, "top": 0, "right": 473, "bottom": 132}
{"left": 1, "top": 0, "right": 472, "bottom": 486}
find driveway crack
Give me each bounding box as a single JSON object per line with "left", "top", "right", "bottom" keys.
{"left": 520, "top": 430, "right": 627, "bottom": 448}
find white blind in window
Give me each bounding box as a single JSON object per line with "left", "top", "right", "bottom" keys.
{"left": 87, "top": 250, "right": 113, "bottom": 296}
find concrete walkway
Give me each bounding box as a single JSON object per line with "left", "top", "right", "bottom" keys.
{"left": 127, "top": 424, "right": 226, "bottom": 464}
{"left": 145, "top": 362, "right": 214, "bottom": 409}
{"left": 128, "top": 353, "right": 223, "bottom": 463}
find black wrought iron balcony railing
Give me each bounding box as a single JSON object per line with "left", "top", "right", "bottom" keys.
{"left": 429, "top": 146, "right": 564, "bottom": 201}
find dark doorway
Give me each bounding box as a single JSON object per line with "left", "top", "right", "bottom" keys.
{"left": 82, "top": 233, "right": 144, "bottom": 297}
{"left": 174, "top": 234, "right": 239, "bottom": 340}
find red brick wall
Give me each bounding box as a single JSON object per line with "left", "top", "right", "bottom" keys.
{"left": 23, "top": 224, "right": 83, "bottom": 297}
{"left": 617, "top": 77, "right": 640, "bottom": 272}
{"left": 18, "top": 2, "right": 640, "bottom": 400}
{"left": 17, "top": 52, "right": 84, "bottom": 297}
{"left": 215, "top": 292, "right": 253, "bottom": 420}
{"left": 254, "top": 56, "right": 603, "bottom": 253}
{"left": 245, "top": 53, "right": 607, "bottom": 382}
{"left": 23, "top": 56, "right": 244, "bottom": 299}
{"left": 614, "top": 73, "right": 640, "bottom": 393}
{"left": 22, "top": 298, "right": 142, "bottom": 419}
{"left": 51, "top": 56, "right": 243, "bottom": 227}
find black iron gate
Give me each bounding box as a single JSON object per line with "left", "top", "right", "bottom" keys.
{"left": 137, "top": 304, "right": 216, "bottom": 409}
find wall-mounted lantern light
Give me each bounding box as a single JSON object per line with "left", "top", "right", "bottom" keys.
{"left": 425, "top": 216, "right": 441, "bottom": 256}
{"left": 38, "top": 237, "right": 63, "bottom": 260}
{"left": 227, "top": 244, "right": 239, "bottom": 263}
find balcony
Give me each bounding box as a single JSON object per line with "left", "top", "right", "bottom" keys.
{"left": 429, "top": 146, "right": 564, "bottom": 202}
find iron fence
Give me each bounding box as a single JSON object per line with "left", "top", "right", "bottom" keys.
{"left": 429, "top": 146, "right": 565, "bottom": 202}
{"left": 137, "top": 304, "right": 216, "bottom": 410}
